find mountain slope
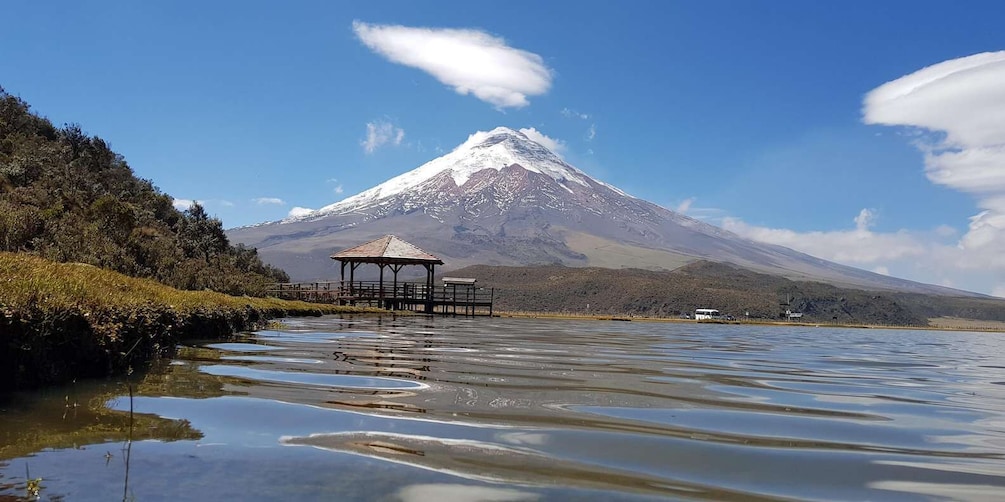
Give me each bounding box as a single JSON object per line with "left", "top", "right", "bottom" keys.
{"left": 228, "top": 127, "right": 977, "bottom": 297}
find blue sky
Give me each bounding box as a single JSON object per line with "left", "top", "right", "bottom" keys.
{"left": 3, "top": 1, "right": 1005, "bottom": 295}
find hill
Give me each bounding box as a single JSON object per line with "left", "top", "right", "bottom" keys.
{"left": 451, "top": 262, "right": 1005, "bottom": 327}
{"left": 0, "top": 87, "right": 285, "bottom": 295}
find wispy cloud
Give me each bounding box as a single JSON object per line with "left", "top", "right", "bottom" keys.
{"left": 172, "top": 198, "right": 195, "bottom": 211}
{"left": 561, "top": 108, "right": 589, "bottom": 120}
{"left": 518, "top": 127, "right": 566, "bottom": 157}
{"left": 863, "top": 50, "right": 1005, "bottom": 294}
{"left": 326, "top": 178, "right": 344, "bottom": 195}
{"left": 362, "top": 120, "right": 405, "bottom": 154}
{"left": 287, "top": 207, "right": 314, "bottom": 218}
{"left": 560, "top": 108, "right": 596, "bottom": 141}
{"left": 353, "top": 21, "right": 552, "bottom": 109}
{"left": 676, "top": 197, "right": 695, "bottom": 213}
{"left": 253, "top": 197, "right": 285, "bottom": 205}
{"left": 172, "top": 198, "right": 235, "bottom": 211}
{"left": 853, "top": 208, "right": 875, "bottom": 232}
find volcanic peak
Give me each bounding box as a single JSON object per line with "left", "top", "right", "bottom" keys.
{"left": 286, "top": 127, "right": 618, "bottom": 222}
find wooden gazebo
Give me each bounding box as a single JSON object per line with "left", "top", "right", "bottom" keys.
{"left": 330, "top": 235, "right": 444, "bottom": 312}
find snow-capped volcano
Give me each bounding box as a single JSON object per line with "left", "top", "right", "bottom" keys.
{"left": 228, "top": 126, "right": 966, "bottom": 296}
{"left": 287, "top": 126, "right": 625, "bottom": 222}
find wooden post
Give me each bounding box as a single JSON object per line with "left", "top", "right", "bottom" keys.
{"left": 424, "top": 264, "right": 434, "bottom": 314}
{"left": 378, "top": 263, "right": 386, "bottom": 308}
{"left": 391, "top": 264, "right": 403, "bottom": 311}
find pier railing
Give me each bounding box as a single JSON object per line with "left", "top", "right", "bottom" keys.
{"left": 267, "top": 281, "right": 494, "bottom": 316}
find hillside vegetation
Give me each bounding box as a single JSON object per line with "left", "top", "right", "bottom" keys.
{"left": 454, "top": 262, "right": 1005, "bottom": 327}
{"left": 0, "top": 87, "right": 285, "bottom": 296}
{"left": 0, "top": 252, "right": 374, "bottom": 391}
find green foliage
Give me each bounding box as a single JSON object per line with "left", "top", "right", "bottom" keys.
{"left": 0, "top": 87, "right": 288, "bottom": 295}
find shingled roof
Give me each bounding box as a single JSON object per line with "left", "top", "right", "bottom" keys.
{"left": 330, "top": 235, "right": 443, "bottom": 265}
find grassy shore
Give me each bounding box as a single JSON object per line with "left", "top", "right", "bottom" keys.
{"left": 0, "top": 252, "right": 377, "bottom": 392}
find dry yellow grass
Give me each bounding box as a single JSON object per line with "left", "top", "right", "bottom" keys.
{"left": 0, "top": 252, "right": 346, "bottom": 313}
{"left": 0, "top": 252, "right": 380, "bottom": 391}
{"left": 928, "top": 316, "right": 1005, "bottom": 331}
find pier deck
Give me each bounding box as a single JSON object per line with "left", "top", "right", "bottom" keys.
{"left": 268, "top": 281, "right": 494, "bottom": 316}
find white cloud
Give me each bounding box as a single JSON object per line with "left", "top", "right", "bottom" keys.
{"left": 363, "top": 120, "right": 406, "bottom": 153}
{"left": 287, "top": 207, "right": 314, "bottom": 218}
{"left": 561, "top": 108, "right": 589, "bottom": 120}
{"left": 934, "top": 224, "right": 957, "bottom": 238}
{"left": 253, "top": 197, "right": 285, "bottom": 205}
{"left": 362, "top": 120, "right": 406, "bottom": 154}
{"left": 993, "top": 285, "right": 1005, "bottom": 299}
{"left": 326, "top": 178, "right": 345, "bottom": 195}
{"left": 853, "top": 208, "right": 875, "bottom": 231}
{"left": 172, "top": 198, "right": 235, "bottom": 211}
{"left": 353, "top": 21, "right": 552, "bottom": 109}
{"left": 676, "top": 197, "right": 695, "bottom": 213}
{"left": 518, "top": 127, "right": 566, "bottom": 157}
{"left": 722, "top": 209, "right": 1005, "bottom": 294}
{"left": 172, "top": 198, "right": 195, "bottom": 210}
{"left": 558, "top": 108, "right": 596, "bottom": 140}
{"left": 863, "top": 51, "right": 1005, "bottom": 278}
{"left": 723, "top": 211, "right": 928, "bottom": 265}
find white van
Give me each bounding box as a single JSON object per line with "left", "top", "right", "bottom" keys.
{"left": 694, "top": 308, "right": 721, "bottom": 320}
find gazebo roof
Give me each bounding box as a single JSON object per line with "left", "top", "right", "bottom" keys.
{"left": 330, "top": 235, "right": 444, "bottom": 265}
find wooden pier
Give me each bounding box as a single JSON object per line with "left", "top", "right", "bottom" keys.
{"left": 278, "top": 235, "right": 494, "bottom": 316}
{"left": 268, "top": 280, "right": 494, "bottom": 316}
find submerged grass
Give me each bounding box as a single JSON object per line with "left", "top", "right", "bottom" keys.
{"left": 0, "top": 252, "right": 377, "bottom": 391}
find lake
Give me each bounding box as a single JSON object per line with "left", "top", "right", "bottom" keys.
{"left": 2, "top": 315, "right": 1005, "bottom": 501}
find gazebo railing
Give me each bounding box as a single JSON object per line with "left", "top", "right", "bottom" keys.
{"left": 267, "top": 281, "right": 494, "bottom": 316}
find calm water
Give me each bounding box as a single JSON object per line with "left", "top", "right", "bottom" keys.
{"left": 3, "top": 316, "right": 1005, "bottom": 501}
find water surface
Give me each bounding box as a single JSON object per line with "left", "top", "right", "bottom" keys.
{"left": 2, "top": 316, "right": 1005, "bottom": 500}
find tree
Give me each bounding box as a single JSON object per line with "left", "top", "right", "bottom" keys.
{"left": 0, "top": 89, "right": 289, "bottom": 296}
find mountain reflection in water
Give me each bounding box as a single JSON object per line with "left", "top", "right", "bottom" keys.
{"left": 2, "top": 315, "right": 1005, "bottom": 501}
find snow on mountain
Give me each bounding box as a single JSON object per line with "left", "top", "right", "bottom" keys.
{"left": 284, "top": 127, "right": 628, "bottom": 222}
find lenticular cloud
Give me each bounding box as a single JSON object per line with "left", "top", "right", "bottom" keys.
{"left": 352, "top": 21, "right": 553, "bottom": 109}
{"left": 863, "top": 51, "right": 1005, "bottom": 273}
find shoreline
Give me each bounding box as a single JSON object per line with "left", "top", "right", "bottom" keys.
{"left": 0, "top": 253, "right": 385, "bottom": 393}
{"left": 492, "top": 310, "right": 1005, "bottom": 333}
{"left": 0, "top": 300, "right": 381, "bottom": 393}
